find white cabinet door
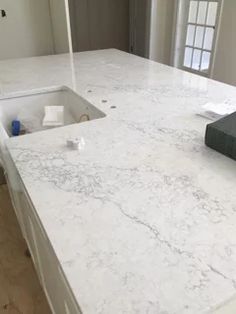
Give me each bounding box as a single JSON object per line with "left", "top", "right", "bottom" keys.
{"left": 0, "top": 0, "right": 54, "bottom": 60}
{"left": 20, "top": 189, "right": 81, "bottom": 314}
{"left": 29, "top": 208, "right": 82, "bottom": 314}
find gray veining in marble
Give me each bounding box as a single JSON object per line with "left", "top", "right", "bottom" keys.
{"left": 2, "top": 49, "right": 236, "bottom": 314}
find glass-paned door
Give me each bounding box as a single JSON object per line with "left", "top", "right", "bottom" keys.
{"left": 182, "top": 0, "right": 221, "bottom": 76}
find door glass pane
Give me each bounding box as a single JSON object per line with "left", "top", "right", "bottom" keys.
{"left": 203, "top": 27, "right": 214, "bottom": 50}
{"left": 184, "top": 47, "right": 193, "bottom": 68}
{"left": 197, "top": 1, "right": 208, "bottom": 24}
{"left": 194, "top": 26, "right": 204, "bottom": 48}
{"left": 188, "top": 1, "right": 198, "bottom": 23}
{"left": 201, "top": 51, "right": 211, "bottom": 71}
{"left": 183, "top": 0, "right": 218, "bottom": 74}
{"left": 192, "top": 49, "right": 201, "bottom": 70}
{"left": 186, "top": 25, "right": 196, "bottom": 46}
{"left": 207, "top": 2, "right": 218, "bottom": 26}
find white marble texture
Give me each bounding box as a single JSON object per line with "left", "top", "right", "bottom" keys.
{"left": 2, "top": 49, "right": 236, "bottom": 313}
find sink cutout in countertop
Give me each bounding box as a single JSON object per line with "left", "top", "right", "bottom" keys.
{"left": 0, "top": 86, "right": 106, "bottom": 138}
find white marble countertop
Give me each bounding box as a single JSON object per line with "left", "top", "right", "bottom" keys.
{"left": 2, "top": 49, "right": 236, "bottom": 313}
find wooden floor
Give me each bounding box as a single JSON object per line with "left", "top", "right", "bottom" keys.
{"left": 0, "top": 184, "right": 51, "bottom": 314}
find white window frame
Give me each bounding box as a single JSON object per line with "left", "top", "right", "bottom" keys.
{"left": 181, "top": 0, "right": 222, "bottom": 77}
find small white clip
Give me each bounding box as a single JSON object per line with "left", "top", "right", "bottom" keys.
{"left": 67, "top": 137, "right": 85, "bottom": 150}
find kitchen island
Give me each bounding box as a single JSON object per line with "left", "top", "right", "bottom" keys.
{"left": 1, "top": 49, "right": 236, "bottom": 313}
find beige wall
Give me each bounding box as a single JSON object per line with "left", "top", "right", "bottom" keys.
{"left": 49, "top": 0, "right": 71, "bottom": 54}
{"left": 212, "top": 0, "right": 236, "bottom": 86}
{"left": 0, "top": 0, "right": 54, "bottom": 60}
{"left": 149, "top": 0, "right": 175, "bottom": 65}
